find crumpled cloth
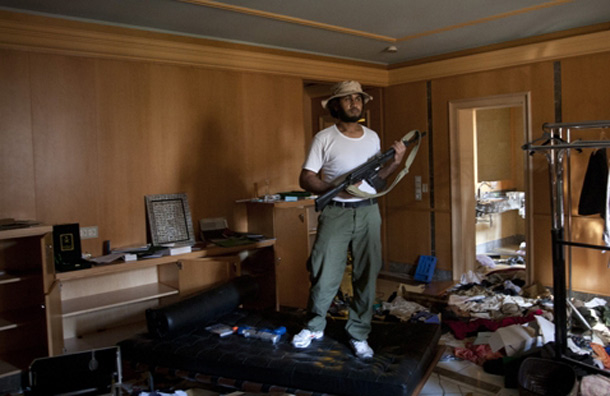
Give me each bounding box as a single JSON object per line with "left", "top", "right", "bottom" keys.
{"left": 382, "top": 295, "right": 427, "bottom": 322}
{"left": 580, "top": 374, "right": 610, "bottom": 396}
{"left": 459, "top": 270, "right": 485, "bottom": 285}
{"left": 447, "top": 293, "right": 536, "bottom": 319}
{"left": 585, "top": 297, "right": 609, "bottom": 309}
{"left": 453, "top": 342, "right": 503, "bottom": 365}
{"left": 476, "top": 254, "right": 496, "bottom": 269}
{"left": 444, "top": 310, "right": 542, "bottom": 340}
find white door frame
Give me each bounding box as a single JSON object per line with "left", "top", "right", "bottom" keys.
{"left": 448, "top": 92, "right": 533, "bottom": 282}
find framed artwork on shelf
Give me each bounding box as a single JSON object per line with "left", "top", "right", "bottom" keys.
{"left": 145, "top": 193, "right": 195, "bottom": 247}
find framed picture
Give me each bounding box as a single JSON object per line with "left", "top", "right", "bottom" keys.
{"left": 145, "top": 193, "right": 195, "bottom": 247}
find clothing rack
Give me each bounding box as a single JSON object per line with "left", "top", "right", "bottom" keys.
{"left": 523, "top": 120, "right": 610, "bottom": 376}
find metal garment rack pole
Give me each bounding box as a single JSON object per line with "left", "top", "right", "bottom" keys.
{"left": 523, "top": 120, "right": 610, "bottom": 375}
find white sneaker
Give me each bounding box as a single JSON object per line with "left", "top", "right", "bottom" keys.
{"left": 291, "top": 329, "right": 324, "bottom": 348}
{"left": 350, "top": 339, "right": 374, "bottom": 359}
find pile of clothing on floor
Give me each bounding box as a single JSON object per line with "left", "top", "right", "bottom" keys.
{"left": 378, "top": 258, "right": 610, "bottom": 394}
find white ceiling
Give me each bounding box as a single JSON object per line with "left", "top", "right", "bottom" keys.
{"left": 1, "top": 0, "right": 609, "bottom": 65}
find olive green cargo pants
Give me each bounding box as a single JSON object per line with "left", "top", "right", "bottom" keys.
{"left": 305, "top": 203, "right": 382, "bottom": 341}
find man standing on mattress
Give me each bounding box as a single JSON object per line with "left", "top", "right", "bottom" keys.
{"left": 292, "top": 80, "right": 406, "bottom": 359}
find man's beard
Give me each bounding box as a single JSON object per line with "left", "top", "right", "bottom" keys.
{"left": 337, "top": 106, "right": 362, "bottom": 123}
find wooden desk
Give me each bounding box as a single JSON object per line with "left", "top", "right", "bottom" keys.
{"left": 49, "top": 239, "right": 276, "bottom": 354}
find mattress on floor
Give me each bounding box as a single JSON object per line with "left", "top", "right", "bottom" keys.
{"left": 119, "top": 308, "right": 441, "bottom": 396}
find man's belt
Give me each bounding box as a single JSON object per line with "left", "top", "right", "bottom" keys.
{"left": 328, "top": 198, "right": 378, "bottom": 209}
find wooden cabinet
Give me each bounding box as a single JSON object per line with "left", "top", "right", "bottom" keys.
{"left": 245, "top": 200, "right": 318, "bottom": 309}
{"left": 0, "top": 225, "right": 55, "bottom": 379}
{"left": 50, "top": 240, "right": 275, "bottom": 354}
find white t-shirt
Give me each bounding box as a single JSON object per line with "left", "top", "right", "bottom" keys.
{"left": 303, "top": 124, "right": 381, "bottom": 202}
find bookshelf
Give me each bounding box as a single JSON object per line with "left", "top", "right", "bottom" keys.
{"left": 0, "top": 225, "right": 54, "bottom": 379}
{"left": 51, "top": 239, "right": 276, "bottom": 354}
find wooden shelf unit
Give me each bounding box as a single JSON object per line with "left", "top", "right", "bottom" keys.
{"left": 51, "top": 239, "right": 276, "bottom": 354}
{"left": 245, "top": 200, "right": 318, "bottom": 309}
{"left": 61, "top": 282, "right": 179, "bottom": 318}
{"left": 0, "top": 225, "right": 54, "bottom": 379}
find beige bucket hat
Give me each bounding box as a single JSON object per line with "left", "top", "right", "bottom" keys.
{"left": 321, "top": 80, "right": 373, "bottom": 109}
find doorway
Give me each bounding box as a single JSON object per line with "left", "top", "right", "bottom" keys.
{"left": 449, "top": 93, "right": 533, "bottom": 283}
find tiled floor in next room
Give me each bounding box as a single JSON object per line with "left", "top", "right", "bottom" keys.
{"left": 420, "top": 354, "right": 519, "bottom": 396}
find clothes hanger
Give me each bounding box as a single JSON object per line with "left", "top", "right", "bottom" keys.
{"left": 523, "top": 132, "right": 578, "bottom": 156}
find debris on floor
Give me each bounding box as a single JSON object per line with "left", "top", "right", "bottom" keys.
{"left": 377, "top": 257, "right": 610, "bottom": 394}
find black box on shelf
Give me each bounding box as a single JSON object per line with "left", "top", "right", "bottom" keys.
{"left": 53, "top": 223, "right": 91, "bottom": 272}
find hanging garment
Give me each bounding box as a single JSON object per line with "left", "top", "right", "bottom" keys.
{"left": 578, "top": 148, "right": 608, "bottom": 217}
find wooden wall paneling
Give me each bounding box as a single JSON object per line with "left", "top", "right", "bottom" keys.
{"left": 145, "top": 64, "right": 243, "bottom": 235}
{"left": 146, "top": 63, "right": 210, "bottom": 197}
{"left": 307, "top": 83, "right": 332, "bottom": 138}
{"left": 365, "top": 87, "right": 384, "bottom": 141}
{"left": 0, "top": 49, "right": 36, "bottom": 220}
{"left": 95, "top": 58, "right": 154, "bottom": 252}
{"left": 239, "top": 74, "right": 305, "bottom": 203}
{"left": 382, "top": 82, "right": 430, "bottom": 270}
{"left": 528, "top": 62, "right": 557, "bottom": 219}
{"left": 434, "top": 212, "right": 452, "bottom": 272}
{"left": 526, "top": 64, "right": 556, "bottom": 289}
{"left": 28, "top": 53, "right": 101, "bottom": 253}
{"left": 175, "top": 257, "right": 239, "bottom": 296}
{"left": 385, "top": 209, "right": 431, "bottom": 265}
{"left": 562, "top": 52, "right": 610, "bottom": 122}
{"left": 184, "top": 68, "right": 245, "bottom": 225}
{"left": 429, "top": 79, "right": 453, "bottom": 214}
{"left": 570, "top": 216, "right": 609, "bottom": 295}
{"left": 532, "top": 214, "right": 554, "bottom": 286}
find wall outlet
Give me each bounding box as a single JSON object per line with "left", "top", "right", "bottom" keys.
{"left": 80, "top": 226, "right": 98, "bottom": 239}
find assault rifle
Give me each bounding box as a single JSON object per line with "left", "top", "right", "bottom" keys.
{"left": 314, "top": 131, "right": 425, "bottom": 212}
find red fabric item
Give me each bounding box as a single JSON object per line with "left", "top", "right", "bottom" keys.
{"left": 591, "top": 343, "right": 610, "bottom": 369}
{"left": 454, "top": 342, "right": 504, "bottom": 365}
{"left": 444, "top": 310, "right": 542, "bottom": 340}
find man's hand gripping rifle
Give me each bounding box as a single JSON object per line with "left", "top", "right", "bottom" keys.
{"left": 314, "top": 130, "right": 426, "bottom": 212}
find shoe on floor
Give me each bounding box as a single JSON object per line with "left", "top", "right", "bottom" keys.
{"left": 350, "top": 338, "right": 374, "bottom": 359}
{"left": 292, "top": 329, "right": 324, "bottom": 348}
